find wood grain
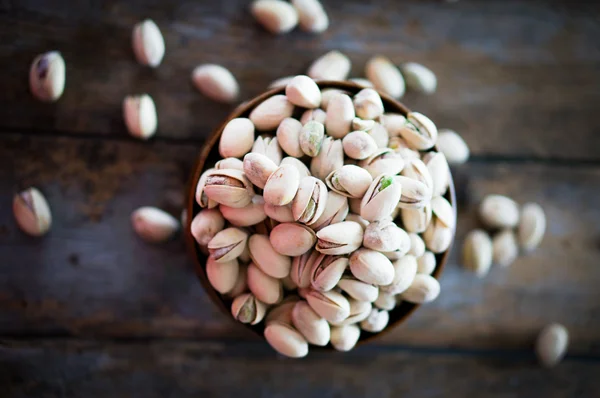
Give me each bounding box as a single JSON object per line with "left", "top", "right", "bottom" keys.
{"left": 1, "top": 134, "right": 599, "bottom": 354}
{"left": 1, "top": 0, "right": 599, "bottom": 159}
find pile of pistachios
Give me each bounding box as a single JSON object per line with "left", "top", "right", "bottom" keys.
{"left": 190, "top": 75, "right": 454, "bottom": 357}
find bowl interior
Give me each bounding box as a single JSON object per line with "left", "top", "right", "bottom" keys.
{"left": 185, "top": 81, "right": 456, "bottom": 346}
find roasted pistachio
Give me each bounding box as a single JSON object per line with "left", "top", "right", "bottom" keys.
{"left": 292, "top": 176, "right": 328, "bottom": 225}
{"left": 315, "top": 221, "right": 363, "bottom": 255}
{"left": 219, "top": 118, "right": 255, "bottom": 158}
{"left": 306, "top": 289, "right": 351, "bottom": 323}
{"left": 536, "top": 323, "right": 569, "bottom": 368}
{"left": 395, "top": 175, "right": 431, "bottom": 209}
{"left": 220, "top": 195, "right": 267, "bottom": 227}
{"left": 292, "top": 300, "right": 330, "bottom": 346}
{"left": 492, "top": 229, "right": 518, "bottom": 267}
{"left": 131, "top": 207, "right": 178, "bottom": 243}
{"left": 251, "top": 135, "right": 283, "bottom": 165}
{"left": 310, "top": 255, "right": 348, "bottom": 292}
{"left": 29, "top": 51, "right": 66, "bottom": 102}
{"left": 276, "top": 117, "right": 304, "bottom": 158}
{"left": 417, "top": 251, "right": 437, "bottom": 275}
{"left": 381, "top": 255, "right": 417, "bottom": 295}
{"left": 401, "top": 158, "right": 433, "bottom": 192}
{"left": 270, "top": 222, "right": 317, "bottom": 256}
{"left": 249, "top": 94, "right": 294, "bottom": 131}
{"left": 397, "top": 112, "right": 438, "bottom": 150}
{"left": 359, "top": 148, "right": 404, "bottom": 179}
{"left": 299, "top": 120, "right": 325, "bottom": 157}
{"left": 337, "top": 273, "right": 379, "bottom": 302}
{"left": 360, "top": 308, "right": 389, "bottom": 333}
{"left": 342, "top": 130, "right": 378, "bottom": 160}
{"left": 368, "top": 122, "right": 390, "bottom": 148}
{"left": 232, "top": 293, "right": 267, "bottom": 325}
{"left": 300, "top": 108, "right": 327, "bottom": 125}
{"left": 401, "top": 204, "right": 432, "bottom": 234}
{"left": 264, "top": 321, "right": 309, "bottom": 358}
{"left": 203, "top": 169, "right": 255, "bottom": 208}
{"left": 360, "top": 174, "right": 402, "bottom": 222}
{"left": 330, "top": 324, "right": 361, "bottom": 351}
{"left": 423, "top": 217, "right": 453, "bottom": 254}
{"left": 286, "top": 75, "right": 321, "bottom": 108}
{"left": 326, "top": 165, "right": 373, "bottom": 198}
{"left": 363, "top": 219, "right": 410, "bottom": 253}
{"left": 12, "top": 187, "right": 52, "bottom": 237}
{"left": 479, "top": 194, "right": 520, "bottom": 229}
{"left": 190, "top": 208, "right": 225, "bottom": 247}
{"left": 215, "top": 157, "right": 244, "bottom": 171}
{"left": 310, "top": 136, "right": 344, "bottom": 180}
{"left": 206, "top": 255, "right": 240, "bottom": 294}
{"left": 325, "top": 93, "right": 355, "bottom": 138}
{"left": 311, "top": 191, "right": 349, "bottom": 231}
{"left": 353, "top": 88, "right": 384, "bottom": 120}
{"left": 374, "top": 291, "right": 396, "bottom": 311}
{"left": 462, "top": 229, "right": 493, "bottom": 277}
{"left": 248, "top": 234, "right": 292, "bottom": 278}
{"left": 330, "top": 299, "right": 372, "bottom": 326}
{"left": 263, "top": 164, "right": 301, "bottom": 206}
{"left": 247, "top": 262, "right": 284, "bottom": 304}
{"left": 208, "top": 227, "right": 249, "bottom": 262}
{"left": 423, "top": 151, "right": 450, "bottom": 197}
{"left": 437, "top": 129, "right": 470, "bottom": 164}
{"left": 518, "top": 202, "right": 546, "bottom": 251}
{"left": 264, "top": 203, "right": 295, "bottom": 223}
{"left": 349, "top": 248, "right": 395, "bottom": 286}
{"left": 401, "top": 274, "right": 440, "bottom": 304}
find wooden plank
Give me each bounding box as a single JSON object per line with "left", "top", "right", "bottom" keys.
{"left": 1, "top": 1, "right": 599, "bottom": 159}
{"left": 1, "top": 134, "right": 599, "bottom": 353}
{"left": 0, "top": 339, "right": 599, "bottom": 397}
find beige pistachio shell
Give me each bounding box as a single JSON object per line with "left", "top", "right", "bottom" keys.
{"left": 263, "top": 164, "right": 301, "bottom": 206}
{"left": 368, "top": 122, "right": 390, "bottom": 148}
{"left": 359, "top": 148, "right": 404, "bottom": 179}
{"left": 203, "top": 169, "right": 255, "bottom": 208}
{"left": 437, "top": 129, "right": 470, "bottom": 164}
{"left": 401, "top": 62, "right": 437, "bottom": 94}
{"left": 408, "top": 233, "right": 426, "bottom": 258}
{"left": 266, "top": 295, "right": 301, "bottom": 325}
{"left": 417, "top": 251, "right": 437, "bottom": 275}
{"left": 123, "top": 94, "right": 157, "bottom": 140}
{"left": 300, "top": 108, "right": 327, "bottom": 125}
{"left": 397, "top": 112, "right": 438, "bottom": 150}
{"left": 360, "top": 308, "right": 389, "bottom": 333}
{"left": 215, "top": 157, "right": 244, "bottom": 171}
{"left": 247, "top": 263, "right": 283, "bottom": 304}
{"left": 292, "top": 300, "right": 330, "bottom": 346}
{"left": 374, "top": 291, "right": 396, "bottom": 311}
{"left": 219, "top": 118, "right": 255, "bottom": 158}
{"left": 536, "top": 323, "right": 569, "bottom": 368}
{"left": 310, "top": 255, "right": 348, "bottom": 292}
{"left": 401, "top": 204, "right": 432, "bottom": 234}
{"left": 353, "top": 88, "right": 384, "bottom": 120}
{"left": 321, "top": 88, "right": 349, "bottom": 111}
{"left": 132, "top": 19, "right": 164, "bottom": 67}
{"left": 330, "top": 299, "right": 372, "bottom": 326}
{"left": 311, "top": 191, "right": 349, "bottom": 231}
{"left": 423, "top": 151, "right": 450, "bottom": 197}
{"left": 310, "top": 136, "right": 344, "bottom": 180}
{"left": 251, "top": 136, "right": 283, "bottom": 165}
{"left": 479, "top": 194, "right": 520, "bottom": 229}
{"left": 365, "top": 55, "right": 405, "bottom": 99}
{"left": 264, "top": 321, "right": 309, "bottom": 358}
{"left": 13, "top": 187, "right": 52, "bottom": 237}
{"left": 381, "top": 255, "right": 417, "bottom": 295}
{"left": 292, "top": 176, "right": 328, "bottom": 225}
{"left": 337, "top": 274, "right": 379, "bottom": 302}
{"left": 249, "top": 234, "right": 292, "bottom": 278}
{"left": 401, "top": 158, "right": 434, "bottom": 191}
{"left": 326, "top": 165, "right": 373, "bottom": 199}
{"left": 281, "top": 156, "right": 311, "bottom": 178}
{"left": 249, "top": 95, "right": 294, "bottom": 131}
{"left": 264, "top": 203, "right": 295, "bottom": 223}
{"left": 292, "top": 0, "right": 329, "bottom": 33}
{"left": 131, "top": 206, "right": 178, "bottom": 243}
{"left": 492, "top": 229, "right": 518, "bottom": 267}
{"left": 29, "top": 51, "right": 66, "bottom": 102}
{"left": 306, "top": 289, "right": 351, "bottom": 323}
{"left": 307, "top": 50, "right": 351, "bottom": 81}
{"left": 325, "top": 93, "right": 355, "bottom": 139}
{"left": 379, "top": 113, "right": 407, "bottom": 137}
{"left": 518, "top": 202, "right": 546, "bottom": 251}
{"left": 299, "top": 120, "right": 325, "bottom": 157}
{"left": 276, "top": 118, "right": 304, "bottom": 158}
{"left": 431, "top": 196, "right": 455, "bottom": 230}
{"left": 394, "top": 175, "right": 431, "bottom": 209}
{"left": 220, "top": 195, "right": 267, "bottom": 227}
{"left": 270, "top": 222, "right": 317, "bottom": 256}
{"left": 360, "top": 174, "right": 402, "bottom": 222}
{"left": 232, "top": 293, "right": 267, "bottom": 325}
{"left": 315, "top": 221, "right": 363, "bottom": 255}
{"left": 363, "top": 219, "right": 409, "bottom": 253}
{"left": 349, "top": 248, "right": 395, "bottom": 285}
{"left": 228, "top": 265, "right": 248, "bottom": 297}
{"left": 401, "top": 274, "right": 440, "bottom": 304}
{"left": 190, "top": 208, "right": 225, "bottom": 246}
{"left": 195, "top": 168, "right": 218, "bottom": 209}
{"left": 330, "top": 324, "right": 361, "bottom": 351}
{"left": 206, "top": 256, "right": 240, "bottom": 294}
{"left": 351, "top": 117, "right": 376, "bottom": 132}
{"left": 285, "top": 75, "right": 321, "bottom": 108}
{"left": 243, "top": 153, "right": 277, "bottom": 189}
{"left": 251, "top": 0, "right": 299, "bottom": 34}
{"left": 462, "top": 229, "right": 493, "bottom": 277}
{"left": 192, "top": 64, "right": 239, "bottom": 103}
{"left": 342, "top": 130, "right": 378, "bottom": 160}
{"left": 207, "top": 227, "right": 249, "bottom": 262}
{"left": 291, "top": 250, "right": 320, "bottom": 289}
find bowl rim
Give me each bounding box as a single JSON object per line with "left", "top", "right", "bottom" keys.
{"left": 185, "top": 80, "right": 456, "bottom": 347}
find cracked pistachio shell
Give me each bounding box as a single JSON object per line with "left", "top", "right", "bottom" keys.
{"left": 310, "top": 136, "right": 344, "bottom": 180}
{"left": 401, "top": 204, "right": 432, "bottom": 234}
{"left": 252, "top": 136, "right": 283, "bottom": 165}
{"left": 353, "top": 88, "right": 384, "bottom": 120}
{"left": 249, "top": 234, "right": 292, "bottom": 278}
{"left": 311, "top": 191, "right": 349, "bottom": 231}
{"left": 330, "top": 299, "right": 372, "bottom": 326}
{"left": 417, "top": 251, "right": 437, "bottom": 275}
{"left": 492, "top": 229, "right": 519, "bottom": 267}
{"left": 360, "top": 308, "right": 389, "bottom": 333}
{"left": 351, "top": 117, "right": 376, "bottom": 132}
{"left": 264, "top": 203, "right": 295, "bottom": 223}
{"left": 350, "top": 248, "right": 395, "bottom": 285}
{"left": 401, "top": 62, "right": 437, "bottom": 94}
{"left": 374, "top": 291, "right": 396, "bottom": 311}
{"left": 265, "top": 321, "right": 309, "bottom": 358}
{"left": 408, "top": 233, "right": 426, "bottom": 258}
{"left": 518, "top": 203, "right": 546, "bottom": 251}
{"left": 423, "top": 217, "right": 453, "bottom": 254}
{"left": 195, "top": 168, "right": 218, "bottom": 209}
{"left": 306, "top": 289, "right": 351, "bottom": 323}
{"left": 479, "top": 194, "right": 520, "bottom": 229}
{"left": 264, "top": 164, "right": 301, "bottom": 206}
{"left": 310, "top": 255, "right": 348, "bottom": 292}
{"left": 344, "top": 213, "right": 369, "bottom": 230}
{"left": 394, "top": 175, "right": 432, "bottom": 209}
{"left": 292, "top": 300, "right": 330, "bottom": 346}
{"left": 281, "top": 156, "right": 311, "bottom": 178}
{"left": 292, "top": 0, "right": 329, "bottom": 33}
{"left": 379, "top": 113, "right": 407, "bottom": 137}
{"left": 342, "top": 130, "right": 378, "bottom": 160}
{"left": 300, "top": 108, "right": 327, "bottom": 125}
{"left": 431, "top": 196, "right": 455, "bottom": 229}
{"left": 360, "top": 174, "right": 402, "bottom": 222}
{"left": 401, "top": 158, "right": 433, "bottom": 192}
{"left": 247, "top": 263, "right": 283, "bottom": 304}
{"left": 243, "top": 152, "right": 278, "bottom": 189}
{"left": 266, "top": 295, "right": 301, "bottom": 325}
{"left": 536, "top": 323, "right": 569, "bottom": 368}
{"left": 13, "top": 187, "right": 52, "bottom": 237}
{"left": 398, "top": 112, "right": 438, "bottom": 150}
{"left": 270, "top": 222, "right": 317, "bottom": 256}
{"left": 291, "top": 250, "right": 320, "bottom": 288}
{"left": 401, "top": 274, "right": 440, "bottom": 304}
{"left": 250, "top": 95, "right": 294, "bottom": 131}
{"left": 232, "top": 293, "right": 267, "bottom": 325}
{"left": 325, "top": 93, "right": 355, "bottom": 139}
{"left": 285, "top": 75, "right": 321, "bottom": 108}
{"left": 190, "top": 208, "right": 225, "bottom": 247}
{"left": 381, "top": 255, "right": 417, "bottom": 295}
{"left": 326, "top": 165, "right": 373, "bottom": 199}
{"left": 292, "top": 176, "right": 328, "bottom": 225}
{"left": 462, "top": 229, "right": 493, "bottom": 277}
{"left": 123, "top": 94, "right": 157, "bottom": 140}
{"left": 192, "top": 64, "right": 239, "bottom": 103}
{"left": 220, "top": 195, "right": 267, "bottom": 227}
{"left": 331, "top": 324, "right": 361, "bottom": 351}
{"left": 203, "top": 169, "right": 255, "bottom": 208}
{"left": 423, "top": 151, "right": 450, "bottom": 197}
{"left": 276, "top": 118, "right": 304, "bottom": 158}
{"left": 363, "top": 219, "right": 410, "bottom": 253}
{"left": 308, "top": 50, "right": 351, "bottom": 81}
{"left": 228, "top": 265, "right": 248, "bottom": 297}
{"left": 366, "top": 55, "right": 405, "bottom": 99}
{"left": 437, "top": 129, "right": 470, "bottom": 164}
{"left": 29, "top": 51, "right": 66, "bottom": 102}
{"left": 359, "top": 148, "right": 404, "bottom": 179}
{"left": 299, "top": 120, "right": 325, "bottom": 157}
{"left": 321, "top": 88, "right": 349, "bottom": 111}
{"left": 316, "top": 221, "right": 363, "bottom": 255}
{"left": 337, "top": 273, "right": 379, "bottom": 302}
{"left": 207, "top": 227, "right": 249, "bottom": 262}
{"left": 268, "top": 75, "right": 294, "bottom": 89}
{"left": 219, "top": 118, "right": 255, "bottom": 158}
{"left": 369, "top": 122, "right": 390, "bottom": 148}
{"left": 206, "top": 255, "right": 239, "bottom": 294}
{"left": 131, "top": 207, "right": 178, "bottom": 243}
{"left": 251, "top": 0, "right": 299, "bottom": 34}
{"left": 215, "top": 157, "right": 244, "bottom": 171}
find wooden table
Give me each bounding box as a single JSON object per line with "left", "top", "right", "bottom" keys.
{"left": 1, "top": 1, "right": 599, "bottom": 396}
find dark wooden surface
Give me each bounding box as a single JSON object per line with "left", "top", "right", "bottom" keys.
{"left": 1, "top": 0, "right": 599, "bottom": 396}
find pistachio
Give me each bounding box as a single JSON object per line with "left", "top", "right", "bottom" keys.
{"left": 379, "top": 113, "right": 407, "bottom": 137}
{"left": 417, "top": 251, "right": 437, "bottom": 275}
{"left": 292, "top": 0, "right": 329, "bottom": 33}
{"left": 344, "top": 213, "right": 369, "bottom": 230}
{"left": 315, "top": 221, "right": 363, "bottom": 255}
{"left": 264, "top": 203, "right": 295, "bottom": 223}
{"left": 307, "top": 50, "right": 351, "bottom": 81}
{"left": 536, "top": 323, "right": 569, "bottom": 368}
{"left": 268, "top": 76, "right": 295, "bottom": 89}
{"left": 479, "top": 194, "right": 520, "bottom": 229}
{"left": 249, "top": 95, "right": 294, "bottom": 131}
{"left": 311, "top": 191, "right": 349, "bottom": 231}
{"left": 300, "top": 108, "right": 327, "bottom": 125}
{"left": 363, "top": 219, "right": 410, "bottom": 253}
{"left": 13, "top": 187, "right": 52, "bottom": 236}
{"left": 310, "top": 255, "right": 348, "bottom": 292}
{"left": 437, "top": 129, "right": 470, "bottom": 164}
{"left": 401, "top": 158, "right": 434, "bottom": 191}
{"left": 397, "top": 112, "right": 438, "bottom": 150}
{"left": 395, "top": 175, "right": 431, "bottom": 209}
{"left": 132, "top": 19, "right": 165, "bottom": 67}
{"left": 291, "top": 250, "right": 319, "bottom": 288}
{"left": 330, "top": 324, "right": 361, "bottom": 351}
{"left": 423, "top": 152, "right": 450, "bottom": 197}
{"left": 276, "top": 118, "right": 304, "bottom": 157}
{"left": 360, "top": 174, "right": 402, "bottom": 222}
{"left": 265, "top": 321, "right": 309, "bottom": 358}
{"left": 123, "top": 94, "right": 157, "bottom": 140}
{"left": 243, "top": 152, "right": 278, "bottom": 189}
{"left": 251, "top": 0, "right": 299, "bottom": 34}
{"left": 281, "top": 156, "right": 311, "bottom": 178}
{"left": 374, "top": 291, "right": 396, "bottom": 311}
{"left": 365, "top": 55, "right": 405, "bottom": 99}
{"left": 331, "top": 299, "right": 372, "bottom": 326}
{"left": 292, "top": 301, "right": 330, "bottom": 346}
{"left": 228, "top": 265, "right": 248, "bottom": 297}
{"left": 247, "top": 263, "right": 284, "bottom": 304}
{"left": 29, "top": 51, "right": 66, "bottom": 102}
{"left": 353, "top": 88, "right": 384, "bottom": 120}
{"left": 492, "top": 229, "right": 518, "bottom": 267}
{"left": 195, "top": 169, "right": 219, "bottom": 209}
{"left": 249, "top": 234, "right": 292, "bottom": 278}
{"left": 310, "top": 136, "right": 344, "bottom": 180}
{"left": 401, "top": 274, "right": 440, "bottom": 304}
{"left": 337, "top": 273, "right": 379, "bottom": 302}
{"left": 292, "top": 176, "right": 328, "bottom": 225}
{"left": 350, "top": 248, "right": 395, "bottom": 286}
{"left": 431, "top": 197, "right": 455, "bottom": 231}
{"left": 203, "top": 169, "right": 255, "bottom": 208}
{"left": 306, "top": 289, "right": 351, "bottom": 323}
{"left": 206, "top": 255, "right": 240, "bottom": 294}
{"left": 406, "top": 233, "right": 424, "bottom": 258}
{"left": 351, "top": 118, "right": 376, "bottom": 132}
{"left": 219, "top": 118, "right": 255, "bottom": 158}
{"left": 263, "top": 164, "right": 301, "bottom": 206}
{"left": 518, "top": 202, "right": 546, "bottom": 251}
{"left": 192, "top": 64, "right": 239, "bottom": 103}
{"left": 232, "top": 293, "right": 267, "bottom": 325}
{"left": 220, "top": 195, "right": 267, "bottom": 227}
{"left": 369, "top": 122, "right": 390, "bottom": 148}
{"left": 348, "top": 78, "right": 374, "bottom": 88}
{"left": 299, "top": 121, "right": 325, "bottom": 157}
{"left": 342, "top": 131, "right": 378, "bottom": 160}
{"left": 131, "top": 206, "right": 178, "bottom": 243}
{"left": 401, "top": 204, "right": 432, "bottom": 234}
{"left": 285, "top": 75, "right": 321, "bottom": 108}
{"left": 462, "top": 229, "right": 493, "bottom": 277}
{"left": 326, "top": 165, "right": 373, "bottom": 198}
{"left": 215, "top": 157, "right": 244, "bottom": 171}
{"left": 360, "top": 308, "right": 389, "bottom": 333}
{"left": 270, "top": 222, "right": 317, "bottom": 256}
{"left": 266, "top": 295, "right": 301, "bottom": 325}
{"left": 190, "top": 208, "right": 225, "bottom": 247}
{"left": 207, "top": 227, "right": 249, "bottom": 262}
{"left": 400, "top": 62, "right": 437, "bottom": 94}
{"left": 251, "top": 136, "right": 283, "bottom": 165}
{"left": 359, "top": 148, "right": 404, "bottom": 179}
{"left": 321, "top": 88, "right": 349, "bottom": 110}
{"left": 381, "top": 255, "right": 418, "bottom": 295}
{"left": 325, "top": 93, "right": 355, "bottom": 139}
{"left": 423, "top": 217, "right": 453, "bottom": 254}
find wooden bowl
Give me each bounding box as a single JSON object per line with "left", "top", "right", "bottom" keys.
{"left": 185, "top": 81, "right": 456, "bottom": 347}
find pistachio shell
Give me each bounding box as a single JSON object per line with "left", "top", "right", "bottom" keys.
{"left": 536, "top": 323, "right": 569, "bottom": 368}
{"left": 360, "top": 174, "right": 402, "bottom": 222}
{"left": 251, "top": 136, "right": 283, "bottom": 165}
{"left": 311, "top": 191, "right": 349, "bottom": 231}
{"left": 316, "top": 221, "right": 363, "bottom": 255}
{"left": 337, "top": 274, "right": 379, "bottom": 302}
{"left": 353, "top": 88, "right": 384, "bottom": 120}
{"left": 243, "top": 153, "right": 277, "bottom": 189}
{"left": 320, "top": 88, "right": 349, "bottom": 110}
{"left": 228, "top": 265, "right": 248, "bottom": 297}
{"left": 401, "top": 158, "right": 434, "bottom": 191}
{"left": 436, "top": 129, "right": 470, "bottom": 164}
{"left": 417, "top": 251, "right": 437, "bottom": 275}
{"left": 326, "top": 165, "right": 373, "bottom": 198}
{"left": 330, "top": 299, "right": 372, "bottom": 326}
{"left": 251, "top": 0, "right": 299, "bottom": 34}
{"left": 395, "top": 175, "right": 431, "bottom": 209}
{"left": 285, "top": 75, "right": 321, "bottom": 108}
{"left": 342, "top": 131, "right": 378, "bottom": 160}
{"left": 249, "top": 234, "right": 292, "bottom": 278}
{"left": 192, "top": 64, "right": 239, "bottom": 103}
{"left": 306, "top": 289, "right": 351, "bottom": 323}
{"left": 219, "top": 118, "right": 255, "bottom": 158}
{"left": 281, "top": 156, "right": 311, "bottom": 178}
{"left": 408, "top": 233, "right": 426, "bottom": 257}
{"left": 363, "top": 219, "right": 410, "bottom": 253}
{"left": 374, "top": 291, "right": 396, "bottom": 311}
{"left": 479, "top": 194, "right": 520, "bottom": 229}
{"left": 401, "top": 274, "right": 440, "bottom": 304}
{"left": 401, "top": 62, "right": 437, "bottom": 94}
{"left": 291, "top": 250, "right": 320, "bottom": 288}
{"left": 349, "top": 248, "right": 395, "bottom": 285}
{"left": 518, "top": 202, "right": 546, "bottom": 251}
{"left": 431, "top": 196, "right": 455, "bottom": 229}
{"left": 310, "top": 136, "right": 344, "bottom": 180}
{"left": 351, "top": 117, "right": 376, "bottom": 132}
{"left": 381, "top": 255, "right": 417, "bottom": 295}
{"left": 265, "top": 321, "right": 309, "bottom": 358}
{"left": 292, "top": 176, "right": 328, "bottom": 225}
{"left": 264, "top": 203, "right": 295, "bottom": 223}
{"left": 307, "top": 50, "right": 351, "bottom": 81}
{"left": 398, "top": 112, "right": 438, "bottom": 150}
{"left": 276, "top": 118, "right": 304, "bottom": 157}
{"left": 247, "top": 263, "right": 283, "bottom": 304}
{"left": 266, "top": 295, "right": 301, "bottom": 325}
{"left": 299, "top": 120, "right": 325, "bottom": 157}
{"left": 215, "top": 157, "right": 244, "bottom": 171}
{"left": 203, "top": 169, "right": 255, "bottom": 208}
{"left": 325, "top": 93, "right": 355, "bottom": 139}
{"left": 220, "top": 195, "right": 267, "bottom": 227}
{"left": 207, "top": 227, "right": 249, "bottom": 262}
{"left": 123, "top": 94, "right": 157, "bottom": 140}
{"left": 492, "top": 229, "right": 518, "bottom": 267}
{"left": 12, "top": 187, "right": 52, "bottom": 237}
{"left": 310, "top": 255, "right": 348, "bottom": 292}
{"left": 232, "top": 293, "right": 267, "bottom": 325}
{"left": 365, "top": 56, "right": 405, "bottom": 99}
{"left": 131, "top": 206, "right": 178, "bottom": 243}
{"left": 359, "top": 308, "right": 389, "bottom": 333}
{"left": 359, "top": 148, "right": 404, "bottom": 179}
{"left": 379, "top": 113, "right": 407, "bottom": 137}
{"left": 292, "top": 0, "right": 329, "bottom": 33}
{"left": 300, "top": 108, "right": 327, "bottom": 125}
{"left": 462, "top": 229, "right": 493, "bottom": 277}
{"left": 330, "top": 324, "right": 361, "bottom": 351}
{"left": 369, "top": 122, "right": 390, "bottom": 148}
{"left": 263, "top": 164, "right": 301, "bottom": 206}
{"left": 249, "top": 95, "right": 294, "bottom": 131}
{"left": 292, "top": 300, "right": 330, "bottom": 346}
{"left": 206, "top": 256, "right": 240, "bottom": 294}
{"left": 195, "top": 168, "right": 218, "bottom": 209}
{"left": 132, "top": 20, "right": 165, "bottom": 67}
{"left": 423, "top": 218, "right": 453, "bottom": 254}
{"left": 423, "top": 152, "right": 450, "bottom": 197}
{"left": 190, "top": 208, "right": 225, "bottom": 246}
{"left": 401, "top": 204, "right": 432, "bottom": 234}
{"left": 270, "top": 222, "right": 317, "bottom": 256}
{"left": 29, "top": 51, "right": 66, "bottom": 102}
